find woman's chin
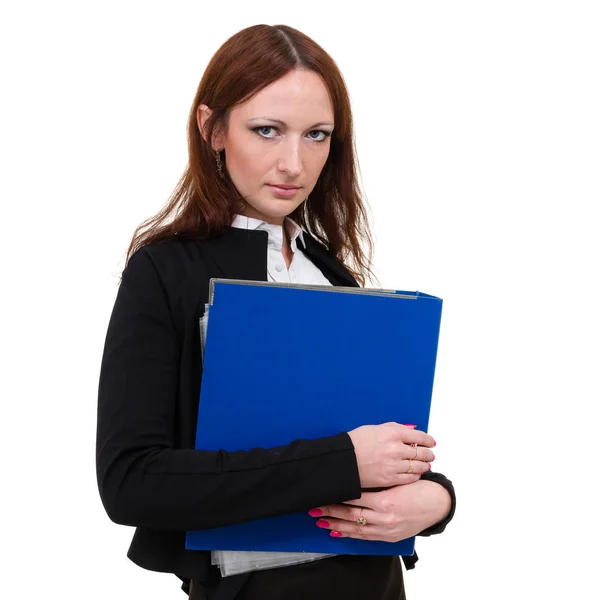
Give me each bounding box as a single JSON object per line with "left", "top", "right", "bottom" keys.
{"left": 243, "top": 198, "right": 305, "bottom": 221}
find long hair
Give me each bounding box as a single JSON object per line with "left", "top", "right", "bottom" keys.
{"left": 125, "top": 24, "right": 375, "bottom": 286}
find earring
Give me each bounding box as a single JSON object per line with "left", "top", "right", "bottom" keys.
{"left": 214, "top": 149, "right": 224, "bottom": 178}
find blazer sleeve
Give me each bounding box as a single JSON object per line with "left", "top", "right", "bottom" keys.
{"left": 96, "top": 248, "right": 362, "bottom": 531}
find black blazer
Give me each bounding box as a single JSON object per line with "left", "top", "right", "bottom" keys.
{"left": 96, "top": 227, "right": 455, "bottom": 591}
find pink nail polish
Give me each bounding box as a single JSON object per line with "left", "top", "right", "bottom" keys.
{"left": 308, "top": 509, "right": 323, "bottom": 517}
{"left": 433, "top": 441, "right": 437, "bottom": 447}
{"left": 403, "top": 424, "right": 417, "bottom": 428}
{"left": 330, "top": 531, "right": 343, "bottom": 537}
{"left": 428, "top": 463, "right": 432, "bottom": 470}
{"left": 316, "top": 519, "right": 330, "bottom": 528}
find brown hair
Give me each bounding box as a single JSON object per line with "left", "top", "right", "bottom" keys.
{"left": 125, "top": 24, "right": 375, "bottom": 286}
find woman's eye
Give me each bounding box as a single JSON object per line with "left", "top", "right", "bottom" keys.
{"left": 254, "top": 126, "right": 277, "bottom": 138}
{"left": 308, "top": 130, "right": 331, "bottom": 142}
{"left": 253, "top": 127, "right": 331, "bottom": 142}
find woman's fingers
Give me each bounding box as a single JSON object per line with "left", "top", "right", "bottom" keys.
{"left": 400, "top": 443, "right": 435, "bottom": 463}
{"left": 308, "top": 504, "right": 385, "bottom": 531}
{"left": 310, "top": 512, "right": 395, "bottom": 542}
{"left": 400, "top": 427, "right": 436, "bottom": 448}
{"left": 316, "top": 518, "right": 381, "bottom": 540}
{"left": 310, "top": 503, "right": 378, "bottom": 525}
{"left": 399, "top": 458, "right": 432, "bottom": 474}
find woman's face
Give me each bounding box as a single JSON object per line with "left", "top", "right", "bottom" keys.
{"left": 199, "top": 68, "right": 335, "bottom": 225}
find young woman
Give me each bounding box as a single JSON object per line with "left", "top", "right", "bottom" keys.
{"left": 96, "top": 24, "right": 456, "bottom": 600}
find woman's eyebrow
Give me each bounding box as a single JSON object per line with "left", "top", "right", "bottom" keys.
{"left": 247, "top": 117, "right": 334, "bottom": 128}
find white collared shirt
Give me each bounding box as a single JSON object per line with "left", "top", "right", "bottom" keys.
{"left": 231, "top": 214, "right": 333, "bottom": 286}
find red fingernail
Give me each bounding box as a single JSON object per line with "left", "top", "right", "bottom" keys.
{"left": 308, "top": 509, "right": 323, "bottom": 517}
{"left": 403, "top": 424, "right": 417, "bottom": 428}
{"left": 428, "top": 463, "right": 432, "bottom": 470}
{"left": 433, "top": 441, "right": 437, "bottom": 447}
{"left": 330, "top": 531, "right": 343, "bottom": 537}
{"left": 316, "top": 520, "right": 330, "bottom": 528}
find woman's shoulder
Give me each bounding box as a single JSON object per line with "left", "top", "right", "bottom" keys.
{"left": 127, "top": 234, "right": 210, "bottom": 275}
{"left": 123, "top": 235, "right": 214, "bottom": 304}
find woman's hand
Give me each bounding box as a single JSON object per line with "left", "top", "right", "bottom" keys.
{"left": 308, "top": 481, "right": 452, "bottom": 542}
{"left": 347, "top": 423, "right": 436, "bottom": 488}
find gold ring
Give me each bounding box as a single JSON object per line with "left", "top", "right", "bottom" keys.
{"left": 408, "top": 459, "right": 414, "bottom": 473}
{"left": 412, "top": 446, "right": 419, "bottom": 460}
{"left": 356, "top": 509, "right": 368, "bottom": 526}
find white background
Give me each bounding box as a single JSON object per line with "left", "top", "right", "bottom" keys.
{"left": 1, "top": 1, "right": 598, "bottom": 598}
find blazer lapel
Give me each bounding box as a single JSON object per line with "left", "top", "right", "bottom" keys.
{"left": 197, "top": 228, "right": 269, "bottom": 282}
{"left": 298, "top": 235, "right": 360, "bottom": 288}
{"left": 196, "top": 226, "right": 360, "bottom": 288}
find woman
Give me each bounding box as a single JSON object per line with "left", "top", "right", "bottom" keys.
{"left": 96, "top": 24, "right": 455, "bottom": 600}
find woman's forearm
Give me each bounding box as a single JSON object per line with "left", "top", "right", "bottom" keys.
{"left": 413, "top": 478, "right": 453, "bottom": 534}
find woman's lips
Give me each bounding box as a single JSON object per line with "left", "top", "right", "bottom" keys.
{"left": 266, "top": 184, "right": 300, "bottom": 197}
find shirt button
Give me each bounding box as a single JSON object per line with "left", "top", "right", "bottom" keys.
{"left": 275, "top": 263, "right": 284, "bottom": 272}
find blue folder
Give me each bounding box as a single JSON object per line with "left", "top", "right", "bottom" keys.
{"left": 186, "top": 280, "right": 443, "bottom": 556}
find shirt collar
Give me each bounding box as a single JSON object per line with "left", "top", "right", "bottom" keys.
{"left": 231, "top": 214, "right": 305, "bottom": 251}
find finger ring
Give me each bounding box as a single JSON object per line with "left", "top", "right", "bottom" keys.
{"left": 408, "top": 459, "right": 414, "bottom": 473}
{"left": 356, "top": 509, "right": 368, "bottom": 526}
{"left": 412, "top": 446, "right": 419, "bottom": 460}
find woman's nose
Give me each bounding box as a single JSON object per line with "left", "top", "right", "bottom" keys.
{"left": 276, "top": 140, "right": 303, "bottom": 176}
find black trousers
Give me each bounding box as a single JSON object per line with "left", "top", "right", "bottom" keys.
{"left": 190, "top": 555, "right": 406, "bottom": 600}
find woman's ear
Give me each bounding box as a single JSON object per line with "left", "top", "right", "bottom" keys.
{"left": 197, "top": 104, "right": 212, "bottom": 144}
{"left": 197, "top": 104, "right": 225, "bottom": 150}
